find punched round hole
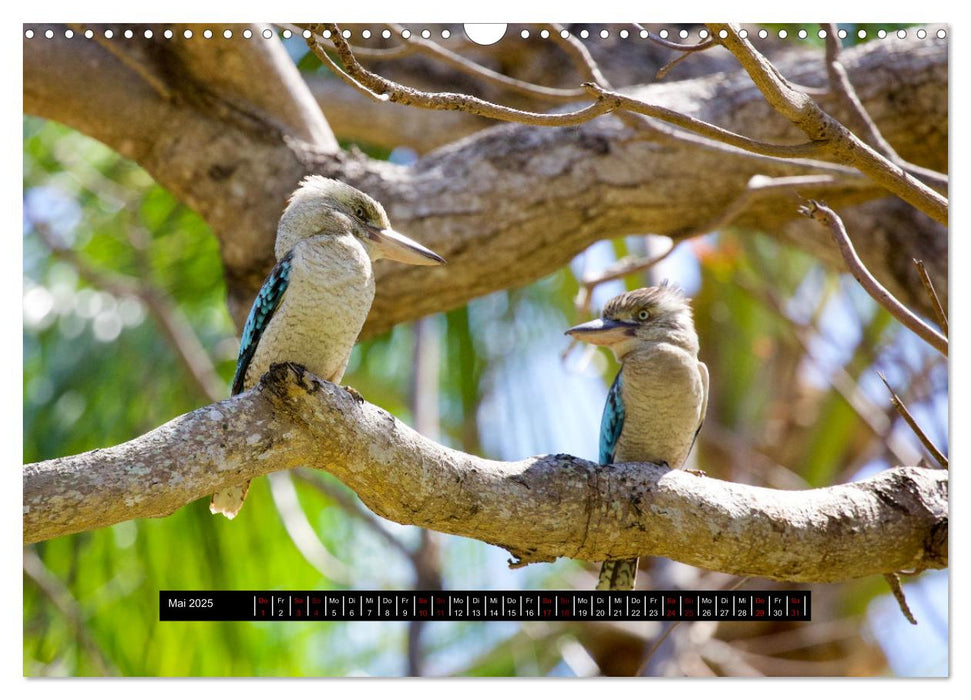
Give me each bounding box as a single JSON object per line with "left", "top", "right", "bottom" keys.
{"left": 464, "top": 24, "right": 506, "bottom": 46}
{"left": 362, "top": 29, "right": 371, "bottom": 39}
{"left": 24, "top": 29, "right": 34, "bottom": 39}
{"left": 262, "top": 28, "right": 273, "bottom": 39}
{"left": 242, "top": 29, "right": 252, "bottom": 38}
{"left": 204, "top": 29, "right": 214, "bottom": 39}
{"left": 225, "top": 30, "right": 233, "bottom": 39}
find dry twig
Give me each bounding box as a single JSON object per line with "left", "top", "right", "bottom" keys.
{"left": 709, "top": 23, "right": 947, "bottom": 225}
{"left": 877, "top": 372, "right": 948, "bottom": 469}
{"left": 883, "top": 572, "right": 918, "bottom": 625}
{"left": 386, "top": 23, "right": 586, "bottom": 103}
{"left": 799, "top": 200, "right": 947, "bottom": 356}
{"left": 821, "top": 24, "right": 947, "bottom": 191}
{"left": 307, "top": 23, "right": 620, "bottom": 127}
{"left": 914, "top": 259, "right": 948, "bottom": 335}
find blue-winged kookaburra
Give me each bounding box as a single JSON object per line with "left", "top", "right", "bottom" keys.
{"left": 566, "top": 284, "right": 708, "bottom": 590}
{"left": 210, "top": 175, "right": 446, "bottom": 518}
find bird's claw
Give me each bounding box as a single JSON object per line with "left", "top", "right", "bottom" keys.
{"left": 343, "top": 385, "right": 365, "bottom": 404}
{"left": 684, "top": 468, "right": 707, "bottom": 477}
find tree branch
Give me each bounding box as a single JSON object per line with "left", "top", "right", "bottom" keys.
{"left": 799, "top": 200, "right": 947, "bottom": 356}
{"left": 25, "top": 26, "right": 947, "bottom": 333}
{"left": 709, "top": 23, "right": 947, "bottom": 225}
{"left": 23, "top": 364, "right": 948, "bottom": 584}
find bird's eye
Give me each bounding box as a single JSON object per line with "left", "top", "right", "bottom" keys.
{"left": 637, "top": 309, "right": 650, "bottom": 321}
{"left": 355, "top": 206, "right": 367, "bottom": 220}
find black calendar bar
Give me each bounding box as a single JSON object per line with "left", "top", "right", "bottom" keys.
{"left": 159, "top": 590, "right": 810, "bottom": 622}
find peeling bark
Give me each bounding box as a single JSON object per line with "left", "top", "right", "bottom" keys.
{"left": 23, "top": 364, "right": 948, "bottom": 583}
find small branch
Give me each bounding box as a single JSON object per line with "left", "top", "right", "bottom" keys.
{"left": 582, "top": 82, "right": 828, "bottom": 160}
{"left": 914, "top": 259, "right": 948, "bottom": 335}
{"left": 307, "top": 24, "right": 620, "bottom": 127}
{"left": 877, "top": 372, "right": 948, "bottom": 469}
{"left": 709, "top": 23, "right": 947, "bottom": 225}
{"left": 823, "top": 23, "right": 900, "bottom": 162}
{"left": 23, "top": 364, "right": 949, "bottom": 585}
{"left": 546, "top": 24, "right": 613, "bottom": 88}
{"left": 883, "top": 573, "right": 918, "bottom": 625}
{"left": 385, "top": 23, "right": 586, "bottom": 103}
{"left": 645, "top": 34, "right": 717, "bottom": 81}
{"left": 799, "top": 201, "right": 947, "bottom": 356}
{"left": 821, "top": 24, "right": 948, "bottom": 191}
{"left": 574, "top": 241, "right": 678, "bottom": 318}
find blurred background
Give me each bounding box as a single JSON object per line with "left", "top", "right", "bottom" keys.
{"left": 23, "top": 23, "right": 947, "bottom": 677}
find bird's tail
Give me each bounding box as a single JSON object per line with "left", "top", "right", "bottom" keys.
{"left": 597, "top": 558, "right": 639, "bottom": 590}
{"left": 210, "top": 481, "right": 251, "bottom": 519}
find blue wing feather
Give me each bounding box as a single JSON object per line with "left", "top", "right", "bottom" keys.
{"left": 599, "top": 371, "right": 625, "bottom": 465}
{"left": 230, "top": 251, "right": 293, "bottom": 396}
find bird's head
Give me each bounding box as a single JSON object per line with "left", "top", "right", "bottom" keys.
{"left": 565, "top": 283, "right": 699, "bottom": 360}
{"left": 275, "top": 176, "right": 445, "bottom": 266}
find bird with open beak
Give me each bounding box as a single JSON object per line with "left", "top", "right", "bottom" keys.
{"left": 210, "top": 176, "right": 446, "bottom": 519}
{"left": 566, "top": 283, "right": 708, "bottom": 590}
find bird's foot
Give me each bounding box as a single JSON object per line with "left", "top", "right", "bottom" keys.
{"left": 684, "top": 468, "right": 707, "bottom": 477}
{"left": 343, "top": 385, "right": 366, "bottom": 404}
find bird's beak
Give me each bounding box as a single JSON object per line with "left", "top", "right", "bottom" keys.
{"left": 564, "top": 318, "right": 634, "bottom": 345}
{"left": 368, "top": 226, "right": 446, "bottom": 266}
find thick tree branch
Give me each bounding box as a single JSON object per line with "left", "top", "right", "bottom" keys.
{"left": 23, "top": 364, "right": 948, "bottom": 583}
{"left": 24, "top": 26, "right": 947, "bottom": 333}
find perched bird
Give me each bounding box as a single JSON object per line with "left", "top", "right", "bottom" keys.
{"left": 211, "top": 175, "right": 446, "bottom": 518}
{"left": 566, "top": 283, "right": 708, "bottom": 590}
